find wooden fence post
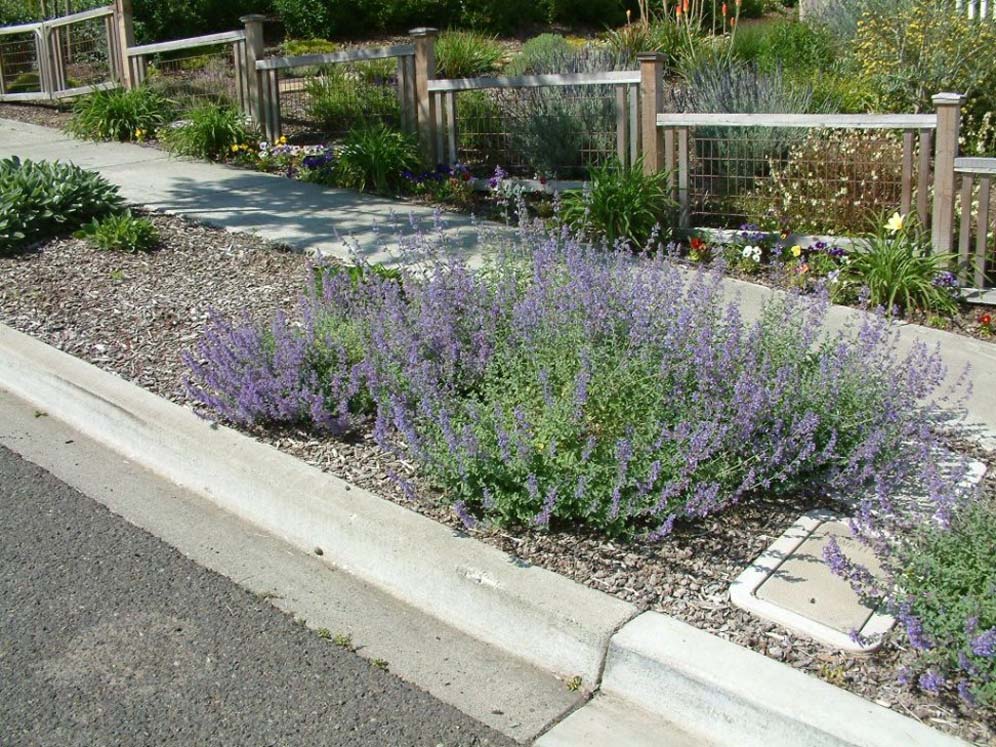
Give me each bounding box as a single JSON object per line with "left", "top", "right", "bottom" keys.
{"left": 112, "top": 0, "right": 135, "bottom": 89}
{"left": 410, "top": 27, "right": 438, "bottom": 163}
{"left": 931, "top": 92, "right": 964, "bottom": 255}
{"left": 240, "top": 14, "right": 266, "bottom": 125}
{"left": 638, "top": 52, "right": 664, "bottom": 176}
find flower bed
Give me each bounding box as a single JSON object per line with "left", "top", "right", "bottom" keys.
{"left": 2, "top": 210, "right": 993, "bottom": 743}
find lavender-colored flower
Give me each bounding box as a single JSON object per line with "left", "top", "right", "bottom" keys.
{"left": 918, "top": 670, "right": 945, "bottom": 694}
{"left": 970, "top": 628, "right": 996, "bottom": 657}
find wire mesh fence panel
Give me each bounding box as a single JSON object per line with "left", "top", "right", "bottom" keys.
{"left": 51, "top": 15, "right": 112, "bottom": 89}
{"left": 455, "top": 87, "right": 619, "bottom": 178}
{"left": 0, "top": 32, "right": 43, "bottom": 94}
{"left": 686, "top": 127, "right": 921, "bottom": 234}
{"left": 956, "top": 164, "right": 996, "bottom": 287}
{"left": 143, "top": 45, "right": 241, "bottom": 112}
{"left": 275, "top": 57, "right": 403, "bottom": 142}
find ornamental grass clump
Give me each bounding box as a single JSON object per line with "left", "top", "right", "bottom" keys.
{"left": 186, "top": 216, "right": 954, "bottom": 541}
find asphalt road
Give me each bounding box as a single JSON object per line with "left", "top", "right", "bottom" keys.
{"left": 0, "top": 445, "right": 515, "bottom": 747}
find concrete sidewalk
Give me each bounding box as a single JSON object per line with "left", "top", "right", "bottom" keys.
{"left": 0, "top": 118, "right": 484, "bottom": 265}
{"left": 2, "top": 116, "right": 994, "bottom": 442}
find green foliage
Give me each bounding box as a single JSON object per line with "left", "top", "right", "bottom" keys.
{"left": 435, "top": 30, "right": 505, "bottom": 79}
{"left": 160, "top": 104, "right": 254, "bottom": 161}
{"left": 731, "top": 20, "right": 836, "bottom": 75}
{"left": 272, "top": 0, "right": 618, "bottom": 37}
{"left": 305, "top": 67, "right": 400, "bottom": 135}
{"left": 854, "top": 0, "right": 996, "bottom": 124}
{"left": 280, "top": 37, "right": 339, "bottom": 56}
{"left": 546, "top": 0, "right": 625, "bottom": 25}
{"left": 68, "top": 87, "right": 173, "bottom": 142}
{"left": 895, "top": 499, "right": 996, "bottom": 706}
{"left": 561, "top": 158, "right": 675, "bottom": 246}
{"left": 0, "top": 157, "right": 123, "bottom": 254}
{"left": 74, "top": 211, "right": 159, "bottom": 253}
{"left": 334, "top": 123, "right": 421, "bottom": 194}
{"left": 603, "top": 19, "right": 702, "bottom": 69}
{"left": 131, "top": 0, "right": 263, "bottom": 44}
{"left": 839, "top": 214, "right": 959, "bottom": 315}
{"left": 7, "top": 71, "right": 40, "bottom": 93}
{"left": 506, "top": 34, "right": 572, "bottom": 75}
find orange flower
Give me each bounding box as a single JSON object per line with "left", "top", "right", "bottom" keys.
{"left": 722, "top": 2, "right": 727, "bottom": 15}
{"left": 683, "top": 0, "right": 689, "bottom": 12}
{"left": 730, "top": 17, "right": 736, "bottom": 26}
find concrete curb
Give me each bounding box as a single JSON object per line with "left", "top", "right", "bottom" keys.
{"left": 0, "top": 323, "right": 636, "bottom": 687}
{"left": 602, "top": 612, "right": 967, "bottom": 747}
{"left": 0, "top": 323, "right": 971, "bottom": 746}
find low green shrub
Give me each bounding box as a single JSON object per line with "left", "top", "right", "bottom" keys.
{"left": 891, "top": 499, "right": 996, "bottom": 706}
{"left": 160, "top": 104, "right": 254, "bottom": 160}
{"left": 731, "top": 20, "right": 837, "bottom": 75}
{"left": 305, "top": 67, "right": 400, "bottom": 135}
{"left": 435, "top": 30, "right": 505, "bottom": 79}
{"left": 854, "top": 0, "right": 996, "bottom": 126}
{"left": 0, "top": 157, "right": 123, "bottom": 254}
{"left": 334, "top": 123, "right": 421, "bottom": 194}
{"left": 74, "top": 211, "right": 159, "bottom": 253}
{"left": 7, "top": 71, "right": 40, "bottom": 93}
{"left": 68, "top": 87, "right": 174, "bottom": 142}
{"left": 506, "top": 34, "right": 572, "bottom": 75}
{"left": 280, "top": 37, "right": 339, "bottom": 56}
{"left": 561, "top": 157, "right": 675, "bottom": 246}
{"left": 837, "top": 213, "right": 959, "bottom": 315}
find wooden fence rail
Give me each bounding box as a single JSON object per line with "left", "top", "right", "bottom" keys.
{"left": 956, "top": 157, "right": 996, "bottom": 288}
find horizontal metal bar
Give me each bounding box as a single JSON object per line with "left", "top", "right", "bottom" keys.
{"left": 0, "top": 20, "right": 41, "bottom": 35}
{"left": 50, "top": 80, "right": 119, "bottom": 99}
{"left": 256, "top": 43, "right": 416, "bottom": 71}
{"left": 955, "top": 156, "right": 996, "bottom": 175}
{"left": 128, "top": 29, "right": 246, "bottom": 57}
{"left": 428, "top": 70, "right": 641, "bottom": 92}
{"left": 656, "top": 112, "right": 938, "bottom": 130}
{"left": 45, "top": 5, "right": 114, "bottom": 29}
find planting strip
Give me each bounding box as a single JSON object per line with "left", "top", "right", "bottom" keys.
{"left": 0, "top": 323, "right": 972, "bottom": 747}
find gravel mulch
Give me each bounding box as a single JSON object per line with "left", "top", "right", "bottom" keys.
{"left": 1, "top": 213, "right": 993, "bottom": 745}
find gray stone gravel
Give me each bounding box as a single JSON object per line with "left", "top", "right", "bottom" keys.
{"left": 0, "top": 443, "right": 514, "bottom": 747}
{"left": 1, "top": 214, "right": 993, "bottom": 745}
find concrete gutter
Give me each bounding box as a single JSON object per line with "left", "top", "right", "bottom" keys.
{"left": 0, "top": 323, "right": 636, "bottom": 687}
{"left": 0, "top": 322, "right": 971, "bottom": 746}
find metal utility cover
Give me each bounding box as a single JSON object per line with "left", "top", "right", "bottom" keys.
{"left": 730, "top": 511, "right": 894, "bottom": 653}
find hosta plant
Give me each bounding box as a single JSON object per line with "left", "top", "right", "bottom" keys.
{"left": 75, "top": 211, "right": 159, "bottom": 253}
{"left": 0, "top": 157, "right": 123, "bottom": 254}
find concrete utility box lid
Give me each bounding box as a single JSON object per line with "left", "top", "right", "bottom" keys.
{"left": 730, "top": 511, "right": 894, "bottom": 653}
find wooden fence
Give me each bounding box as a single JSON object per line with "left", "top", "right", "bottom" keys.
{"left": 0, "top": 11, "right": 991, "bottom": 288}
{"left": 0, "top": 4, "right": 121, "bottom": 102}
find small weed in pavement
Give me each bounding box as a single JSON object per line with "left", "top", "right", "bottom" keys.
{"left": 333, "top": 633, "right": 354, "bottom": 651}
{"left": 372, "top": 658, "right": 389, "bottom": 671}
{"left": 566, "top": 676, "right": 582, "bottom": 692}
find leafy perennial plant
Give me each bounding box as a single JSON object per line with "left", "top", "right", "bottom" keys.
{"left": 186, "top": 216, "right": 954, "bottom": 540}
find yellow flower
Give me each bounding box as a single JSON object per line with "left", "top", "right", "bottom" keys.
{"left": 278, "top": 135, "right": 288, "bottom": 145}
{"left": 885, "top": 212, "right": 904, "bottom": 233}
{"left": 230, "top": 144, "right": 241, "bottom": 153}
{"left": 134, "top": 128, "right": 145, "bottom": 139}
{"left": 790, "top": 245, "right": 803, "bottom": 258}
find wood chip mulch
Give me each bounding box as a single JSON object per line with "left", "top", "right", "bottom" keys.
{"left": 1, "top": 212, "right": 993, "bottom": 745}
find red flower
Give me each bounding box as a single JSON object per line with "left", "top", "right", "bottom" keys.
{"left": 690, "top": 237, "right": 706, "bottom": 250}
{"left": 462, "top": 171, "right": 472, "bottom": 182}
{"left": 980, "top": 313, "right": 993, "bottom": 326}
